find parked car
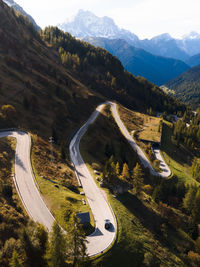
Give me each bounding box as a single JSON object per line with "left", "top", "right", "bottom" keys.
{"left": 104, "top": 219, "right": 111, "bottom": 230}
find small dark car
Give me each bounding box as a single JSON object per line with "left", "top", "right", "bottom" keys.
{"left": 104, "top": 219, "right": 111, "bottom": 230}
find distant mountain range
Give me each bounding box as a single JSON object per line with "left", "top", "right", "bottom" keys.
{"left": 185, "top": 53, "right": 200, "bottom": 67}
{"left": 59, "top": 10, "right": 200, "bottom": 61}
{"left": 3, "top": 0, "right": 40, "bottom": 30}
{"left": 166, "top": 65, "right": 200, "bottom": 107}
{"left": 84, "top": 37, "right": 190, "bottom": 86}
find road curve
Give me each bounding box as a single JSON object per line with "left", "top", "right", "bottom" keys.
{"left": 70, "top": 103, "right": 117, "bottom": 257}
{"left": 0, "top": 131, "right": 55, "bottom": 231}
{"left": 109, "top": 102, "right": 171, "bottom": 178}
{"left": 0, "top": 100, "right": 170, "bottom": 258}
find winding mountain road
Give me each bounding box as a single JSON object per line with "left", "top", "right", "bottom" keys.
{"left": 70, "top": 103, "right": 117, "bottom": 256}
{"left": 0, "top": 101, "right": 171, "bottom": 258}
{"left": 109, "top": 102, "right": 171, "bottom": 178}
{"left": 0, "top": 131, "right": 54, "bottom": 231}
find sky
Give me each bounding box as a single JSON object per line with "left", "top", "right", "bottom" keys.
{"left": 15, "top": 0, "right": 200, "bottom": 39}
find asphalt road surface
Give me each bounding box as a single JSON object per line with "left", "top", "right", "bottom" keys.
{"left": 109, "top": 102, "right": 171, "bottom": 178}
{"left": 70, "top": 103, "right": 117, "bottom": 257}
{"left": 0, "top": 131, "right": 54, "bottom": 231}
{"left": 153, "top": 148, "right": 171, "bottom": 177}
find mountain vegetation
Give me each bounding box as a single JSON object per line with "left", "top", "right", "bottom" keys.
{"left": 0, "top": 137, "right": 88, "bottom": 267}
{"left": 166, "top": 65, "right": 200, "bottom": 108}
{"left": 84, "top": 37, "right": 189, "bottom": 85}
{"left": 80, "top": 104, "right": 200, "bottom": 267}
{"left": 1, "top": 1, "right": 200, "bottom": 266}
{"left": 41, "top": 26, "right": 186, "bottom": 115}
{"left": 172, "top": 108, "right": 200, "bottom": 151}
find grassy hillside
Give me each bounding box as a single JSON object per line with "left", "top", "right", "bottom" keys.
{"left": 0, "top": 0, "right": 102, "bottom": 144}
{"left": 31, "top": 135, "right": 95, "bottom": 233}
{"left": 166, "top": 65, "right": 200, "bottom": 108}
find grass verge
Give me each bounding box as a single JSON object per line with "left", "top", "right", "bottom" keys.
{"left": 161, "top": 122, "right": 198, "bottom": 185}
{"left": 30, "top": 134, "right": 94, "bottom": 234}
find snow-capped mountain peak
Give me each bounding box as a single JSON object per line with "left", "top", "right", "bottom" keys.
{"left": 151, "top": 33, "right": 172, "bottom": 42}
{"left": 182, "top": 31, "right": 200, "bottom": 40}
{"left": 58, "top": 9, "right": 139, "bottom": 44}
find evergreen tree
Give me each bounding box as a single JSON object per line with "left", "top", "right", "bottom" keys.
{"left": 47, "top": 222, "right": 67, "bottom": 267}
{"left": 21, "top": 228, "right": 35, "bottom": 267}
{"left": 10, "top": 250, "right": 23, "bottom": 267}
{"left": 183, "top": 185, "right": 197, "bottom": 213}
{"left": 115, "top": 162, "right": 120, "bottom": 176}
{"left": 34, "top": 224, "right": 48, "bottom": 267}
{"left": 192, "top": 189, "right": 200, "bottom": 224}
{"left": 103, "top": 155, "right": 116, "bottom": 184}
{"left": 121, "top": 163, "right": 130, "bottom": 181}
{"left": 132, "top": 163, "right": 144, "bottom": 195}
{"left": 192, "top": 158, "right": 200, "bottom": 181}
{"left": 68, "top": 214, "right": 88, "bottom": 267}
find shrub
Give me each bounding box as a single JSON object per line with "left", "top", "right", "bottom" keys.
{"left": 188, "top": 251, "right": 200, "bottom": 266}
{"left": 143, "top": 185, "right": 153, "bottom": 194}
{"left": 2, "top": 184, "right": 13, "bottom": 199}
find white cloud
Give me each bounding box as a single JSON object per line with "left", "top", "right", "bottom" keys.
{"left": 15, "top": 0, "right": 200, "bottom": 38}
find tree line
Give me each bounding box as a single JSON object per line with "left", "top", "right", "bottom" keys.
{"left": 1, "top": 215, "right": 88, "bottom": 267}
{"left": 102, "top": 155, "right": 144, "bottom": 195}
{"left": 172, "top": 108, "right": 200, "bottom": 150}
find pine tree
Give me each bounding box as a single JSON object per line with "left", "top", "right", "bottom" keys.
{"left": 21, "top": 228, "right": 35, "bottom": 267}
{"left": 115, "top": 162, "right": 120, "bottom": 176}
{"left": 121, "top": 163, "right": 130, "bottom": 181}
{"left": 183, "top": 185, "right": 197, "bottom": 213}
{"left": 34, "top": 224, "right": 48, "bottom": 266}
{"left": 10, "top": 250, "right": 23, "bottom": 267}
{"left": 192, "top": 189, "right": 200, "bottom": 224}
{"left": 68, "top": 214, "right": 88, "bottom": 267}
{"left": 47, "top": 222, "right": 67, "bottom": 267}
{"left": 103, "top": 155, "right": 116, "bottom": 184}
{"left": 132, "top": 163, "right": 144, "bottom": 195}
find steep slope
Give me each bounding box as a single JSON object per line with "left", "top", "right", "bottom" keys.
{"left": 42, "top": 26, "right": 186, "bottom": 115}
{"left": 84, "top": 37, "right": 190, "bottom": 85}
{"left": 0, "top": 0, "right": 101, "bottom": 143}
{"left": 3, "top": 0, "right": 40, "bottom": 30}
{"left": 0, "top": 0, "right": 186, "bottom": 144}
{"left": 185, "top": 53, "right": 200, "bottom": 67}
{"left": 166, "top": 65, "right": 200, "bottom": 107}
